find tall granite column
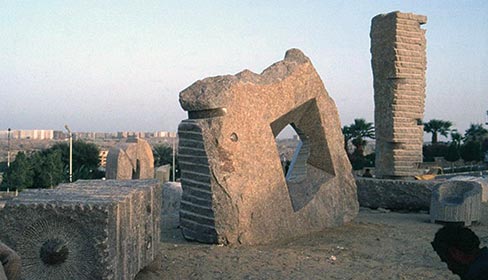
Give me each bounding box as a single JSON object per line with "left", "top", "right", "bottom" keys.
{"left": 371, "top": 11, "right": 427, "bottom": 178}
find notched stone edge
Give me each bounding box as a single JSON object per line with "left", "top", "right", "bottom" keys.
{"left": 179, "top": 48, "right": 312, "bottom": 112}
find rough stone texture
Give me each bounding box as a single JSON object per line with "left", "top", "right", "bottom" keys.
{"left": 177, "top": 49, "right": 358, "bottom": 245}
{"left": 371, "top": 11, "right": 427, "bottom": 178}
{"left": 0, "top": 241, "right": 21, "bottom": 280}
{"left": 161, "top": 182, "right": 182, "bottom": 230}
{"left": 106, "top": 137, "right": 155, "bottom": 180}
{"left": 430, "top": 180, "right": 482, "bottom": 226}
{"left": 162, "top": 182, "right": 182, "bottom": 215}
{"left": 0, "top": 179, "right": 162, "bottom": 280}
{"left": 155, "top": 165, "right": 171, "bottom": 183}
{"left": 448, "top": 176, "right": 488, "bottom": 202}
{"left": 356, "top": 177, "right": 436, "bottom": 211}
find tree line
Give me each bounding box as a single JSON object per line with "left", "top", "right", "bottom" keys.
{"left": 0, "top": 140, "right": 182, "bottom": 192}
{"left": 343, "top": 118, "right": 488, "bottom": 170}
{"left": 423, "top": 120, "right": 488, "bottom": 164}
{"left": 1, "top": 120, "right": 485, "bottom": 190}
{"left": 152, "top": 143, "right": 180, "bottom": 180}
{"left": 1, "top": 140, "right": 102, "bottom": 191}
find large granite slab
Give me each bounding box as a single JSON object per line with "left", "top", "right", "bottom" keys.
{"left": 177, "top": 49, "right": 359, "bottom": 245}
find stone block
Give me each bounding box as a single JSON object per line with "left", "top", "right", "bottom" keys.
{"left": 162, "top": 182, "right": 182, "bottom": 215}
{"left": 161, "top": 182, "right": 182, "bottom": 229}
{"left": 177, "top": 49, "right": 358, "bottom": 245}
{"left": 0, "top": 179, "right": 161, "bottom": 280}
{"left": 155, "top": 164, "right": 171, "bottom": 183}
{"left": 430, "top": 180, "right": 482, "bottom": 226}
{"left": 356, "top": 177, "right": 436, "bottom": 211}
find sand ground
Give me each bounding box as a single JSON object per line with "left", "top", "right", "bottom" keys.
{"left": 135, "top": 204, "right": 488, "bottom": 280}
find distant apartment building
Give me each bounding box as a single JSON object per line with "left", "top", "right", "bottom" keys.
{"left": 0, "top": 131, "right": 8, "bottom": 139}
{"left": 99, "top": 150, "right": 109, "bottom": 168}
{"left": 0, "top": 130, "right": 54, "bottom": 140}
{"left": 154, "top": 131, "right": 177, "bottom": 138}
{"left": 134, "top": 132, "right": 145, "bottom": 138}
{"left": 73, "top": 132, "right": 95, "bottom": 140}
{"left": 154, "top": 131, "right": 169, "bottom": 138}
{"left": 73, "top": 132, "right": 119, "bottom": 140}
{"left": 116, "top": 131, "right": 149, "bottom": 139}
{"left": 94, "top": 132, "right": 111, "bottom": 139}
{"left": 1, "top": 129, "right": 177, "bottom": 141}
{"left": 53, "top": 130, "right": 66, "bottom": 140}
{"left": 117, "top": 131, "right": 129, "bottom": 139}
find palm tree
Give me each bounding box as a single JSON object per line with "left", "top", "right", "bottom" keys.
{"left": 450, "top": 130, "right": 463, "bottom": 148}
{"left": 342, "top": 126, "right": 353, "bottom": 154}
{"left": 423, "top": 119, "right": 453, "bottom": 144}
{"left": 461, "top": 124, "right": 488, "bottom": 163}
{"left": 464, "top": 123, "right": 488, "bottom": 143}
{"left": 348, "top": 119, "right": 375, "bottom": 156}
{"left": 445, "top": 130, "right": 462, "bottom": 167}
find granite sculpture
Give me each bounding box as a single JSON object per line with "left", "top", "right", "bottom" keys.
{"left": 106, "top": 137, "right": 154, "bottom": 180}
{"left": 371, "top": 11, "right": 427, "bottom": 178}
{"left": 177, "top": 49, "right": 359, "bottom": 245}
{"left": 430, "top": 180, "right": 482, "bottom": 226}
{"left": 0, "top": 180, "right": 162, "bottom": 280}
{"left": 448, "top": 176, "right": 488, "bottom": 202}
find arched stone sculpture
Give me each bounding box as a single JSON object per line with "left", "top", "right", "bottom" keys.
{"left": 106, "top": 137, "right": 154, "bottom": 180}
{"left": 177, "top": 49, "right": 359, "bottom": 245}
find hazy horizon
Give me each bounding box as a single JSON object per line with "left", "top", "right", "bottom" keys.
{"left": 2, "top": 1, "right": 487, "bottom": 141}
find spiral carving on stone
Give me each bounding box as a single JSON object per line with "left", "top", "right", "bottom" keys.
{"left": 17, "top": 217, "right": 100, "bottom": 280}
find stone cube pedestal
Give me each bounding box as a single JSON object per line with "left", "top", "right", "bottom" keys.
{"left": 0, "top": 179, "right": 162, "bottom": 280}
{"left": 430, "top": 180, "right": 482, "bottom": 226}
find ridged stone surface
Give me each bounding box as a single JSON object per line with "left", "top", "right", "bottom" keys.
{"left": 430, "top": 180, "right": 482, "bottom": 226}
{"left": 371, "top": 11, "right": 427, "bottom": 178}
{"left": 0, "top": 179, "right": 161, "bottom": 280}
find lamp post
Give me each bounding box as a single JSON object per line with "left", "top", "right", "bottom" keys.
{"left": 7, "top": 128, "right": 11, "bottom": 168}
{"left": 64, "top": 125, "right": 73, "bottom": 183}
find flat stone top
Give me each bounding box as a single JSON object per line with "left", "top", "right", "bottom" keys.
{"left": 179, "top": 48, "right": 313, "bottom": 112}
{"left": 60, "top": 179, "right": 160, "bottom": 188}
{"left": 433, "top": 180, "right": 482, "bottom": 198}
{"left": 372, "top": 11, "right": 427, "bottom": 25}
{"left": 5, "top": 179, "right": 160, "bottom": 206}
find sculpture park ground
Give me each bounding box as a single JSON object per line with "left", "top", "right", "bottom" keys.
{"left": 134, "top": 204, "right": 488, "bottom": 280}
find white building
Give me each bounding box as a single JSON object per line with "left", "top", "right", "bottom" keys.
{"left": 0, "top": 130, "right": 54, "bottom": 140}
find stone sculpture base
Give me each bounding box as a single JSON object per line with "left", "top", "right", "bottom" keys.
{"left": 430, "top": 180, "right": 482, "bottom": 226}
{"left": 356, "top": 177, "right": 436, "bottom": 211}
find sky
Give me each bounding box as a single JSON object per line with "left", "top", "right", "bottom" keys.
{"left": 1, "top": 1, "right": 487, "bottom": 140}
